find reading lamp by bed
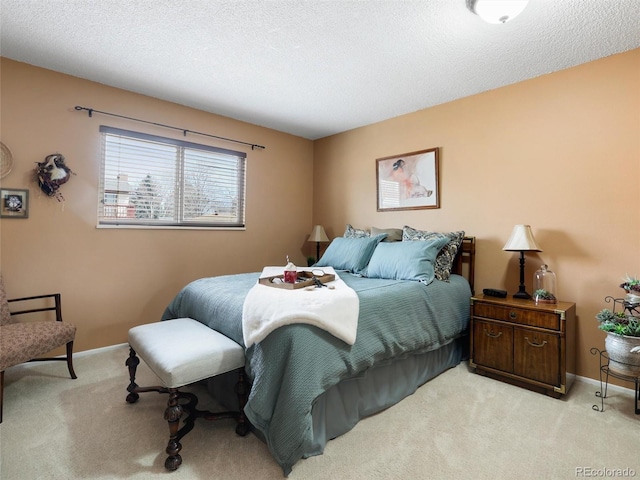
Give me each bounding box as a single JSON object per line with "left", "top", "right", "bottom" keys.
{"left": 308, "top": 225, "right": 329, "bottom": 261}
{"left": 503, "top": 224, "right": 541, "bottom": 299}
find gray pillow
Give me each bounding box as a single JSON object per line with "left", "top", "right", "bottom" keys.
{"left": 402, "top": 226, "right": 465, "bottom": 282}
{"left": 314, "top": 234, "right": 387, "bottom": 274}
{"left": 365, "top": 237, "right": 450, "bottom": 283}
{"left": 371, "top": 226, "right": 402, "bottom": 242}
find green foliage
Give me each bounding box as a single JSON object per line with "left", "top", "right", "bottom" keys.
{"left": 596, "top": 308, "right": 640, "bottom": 337}
{"left": 620, "top": 275, "right": 640, "bottom": 294}
{"left": 534, "top": 289, "right": 556, "bottom": 300}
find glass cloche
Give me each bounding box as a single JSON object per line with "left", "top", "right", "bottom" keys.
{"left": 533, "top": 264, "right": 557, "bottom": 304}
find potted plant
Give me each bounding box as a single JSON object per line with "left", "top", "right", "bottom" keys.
{"left": 620, "top": 275, "right": 640, "bottom": 305}
{"left": 534, "top": 288, "right": 557, "bottom": 304}
{"left": 596, "top": 307, "right": 640, "bottom": 376}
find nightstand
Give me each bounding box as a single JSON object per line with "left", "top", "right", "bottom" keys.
{"left": 470, "top": 295, "right": 576, "bottom": 398}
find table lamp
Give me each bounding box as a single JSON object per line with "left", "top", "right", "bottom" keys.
{"left": 502, "top": 224, "right": 542, "bottom": 299}
{"left": 308, "top": 225, "right": 329, "bottom": 261}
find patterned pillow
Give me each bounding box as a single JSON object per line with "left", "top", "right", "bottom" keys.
{"left": 402, "top": 226, "right": 465, "bottom": 282}
{"left": 344, "top": 224, "right": 370, "bottom": 238}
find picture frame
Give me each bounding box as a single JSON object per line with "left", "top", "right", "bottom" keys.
{"left": 376, "top": 147, "right": 439, "bottom": 212}
{"left": 0, "top": 188, "right": 29, "bottom": 219}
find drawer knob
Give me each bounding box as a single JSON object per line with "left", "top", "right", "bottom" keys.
{"left": 483, "top": 328, "right": 503, "bottom": 339}
{"left": 524, "top": 336, "right": 548, "bottom": 348}
{"left": 509, "top": 311, "right": 517, "bottom": 320}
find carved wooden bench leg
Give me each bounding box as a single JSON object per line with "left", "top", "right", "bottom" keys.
{"left": 235, "top": 370, "right": 250, "bottom": 436}
{"left": 127, "top": 318, "right": 247, "bottom": 471}
{"left": 125, "top": 347, "right": 141, "bottom": 404}
{"left": 164, "top": 388, "right": 183, "bottom": 471}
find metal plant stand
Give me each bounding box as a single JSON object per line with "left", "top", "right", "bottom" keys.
{"left": 591, "top": 296, "right": 640, "bottom": 414}
{"left": 590, "top": 348, "right": 640, "bottom": 415}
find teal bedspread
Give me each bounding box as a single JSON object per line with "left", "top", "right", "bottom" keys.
{"left": 161, "top": 272, "right": 471, "bottom": 475}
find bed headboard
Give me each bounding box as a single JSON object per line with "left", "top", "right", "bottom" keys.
{"left": 452, "top": 236, "right": 475, "bottom": 295}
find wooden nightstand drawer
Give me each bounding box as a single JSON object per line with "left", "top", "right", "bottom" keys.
{"left": 513, "top": 328, "right": 560, "bottom": 385}
{"left": 472, "top": 319, "right": 513, "bottom": 372}
{"left": 474, "top": 303, "right": 559, "bottom": 330}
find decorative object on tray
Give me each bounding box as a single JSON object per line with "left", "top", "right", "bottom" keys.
{"left": 502, "top": 224, "right": 542, "bottom": 299}
{"left": 0, "top": 142, "right": 14, "bottom": 179}
{"left": 35, "top": 153, "right": 75, "bottom": 201}
{"left": 596, "top": 290, "right": 640, "bottom": 376}
{"left": 533, "top": 264, "right": 557, "bottom": 304}
{"left": 0, "top": 188, "right": 29, "bottom": 219}
{"left": 376, "top": 147, "right": 439, "bottom": 212}
{"left": 259, "top": 269, "right": 335, "bottom": 290}
{"left": 284, "top": 256, "right": 297, "bottom": 284}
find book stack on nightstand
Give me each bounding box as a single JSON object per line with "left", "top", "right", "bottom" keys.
{"left": 470, "top": 295, "right": 576, "bottom": 398}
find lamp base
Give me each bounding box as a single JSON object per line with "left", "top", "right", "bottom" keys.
{"left": 513, "top": 291, "right": 531, "bottom": 300}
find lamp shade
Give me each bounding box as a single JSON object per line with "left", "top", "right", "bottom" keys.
{"left": 468, "top": 0, "right": 529, "bottom": 24}
{"left": 502, "top": 225, "right": 542, "bottom": 252}
{"left": 308, "top": 225, "right": 329, "bottom": 243}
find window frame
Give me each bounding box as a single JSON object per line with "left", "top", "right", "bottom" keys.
{"left": 98, "top": 126, "right": 247, "bottom": 230}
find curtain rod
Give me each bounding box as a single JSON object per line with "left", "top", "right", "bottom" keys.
{"left": 74, "top": 106, "right": 266, "bottom": 150}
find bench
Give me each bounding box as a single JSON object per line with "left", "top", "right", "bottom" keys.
{"left": 125, "top": 318, "right": 249, "bottom": 471}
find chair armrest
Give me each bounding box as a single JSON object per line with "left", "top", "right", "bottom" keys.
{"left": 7, "top": 293, "right": 63, "bottom": 322}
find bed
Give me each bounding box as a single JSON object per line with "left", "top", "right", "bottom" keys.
{"left": 160, "top": 227, "right": 475, "bottom": 476}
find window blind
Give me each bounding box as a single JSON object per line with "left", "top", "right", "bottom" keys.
{"left": 98, "top": 126, "right": 246, "bottom": 228}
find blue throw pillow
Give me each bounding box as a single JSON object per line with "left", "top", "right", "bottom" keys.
{"left": 314, "top": 234, "right": 387, "bottom": 274}
{"left": 365, "top": 236, "right": 450, "bottom": 283}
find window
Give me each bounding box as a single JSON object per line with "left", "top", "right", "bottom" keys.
{"left": 98, "top": 126, "right": 246, "bottom": 228}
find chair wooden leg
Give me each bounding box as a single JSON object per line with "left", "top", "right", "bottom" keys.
{"left": 164, "top": 388, "right": 183, "bottom": 471}
{"left": 1, "top": 370, "right": 4, "bottom": 424}
{"left": 66, "top": 341, "right": 77, "bottom": 379}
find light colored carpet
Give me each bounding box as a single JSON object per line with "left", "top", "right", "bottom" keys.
{"left": 0, "top": 344, "right": 638, "bottom": 480}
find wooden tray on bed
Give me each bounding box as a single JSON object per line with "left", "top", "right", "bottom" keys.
{"left": 258, "top": 271, "right": 335, "bottom": 290}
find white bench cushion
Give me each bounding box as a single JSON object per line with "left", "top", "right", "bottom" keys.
{"left": 128, "top": 318, "right": 245, "bottom": 388}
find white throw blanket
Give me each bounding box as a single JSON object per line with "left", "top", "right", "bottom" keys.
{"left": 242, "top": 266, "right": 359, "bottom": 347}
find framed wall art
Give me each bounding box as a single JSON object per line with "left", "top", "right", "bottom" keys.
{"left": 376, "top": 147, "right": 439, "bottom": 212}
{"left": 0, "top": 188, "right": 29, "bottom": 218}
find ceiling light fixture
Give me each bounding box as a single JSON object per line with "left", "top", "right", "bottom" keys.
{"left": 467, "top": 0, "right": 529, "bottom": 24}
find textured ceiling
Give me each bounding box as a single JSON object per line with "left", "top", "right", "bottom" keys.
{"left": 1, "top": 0, "right": 639, "bottom": 140}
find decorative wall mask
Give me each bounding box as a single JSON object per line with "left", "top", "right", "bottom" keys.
{"left": 35, "top": 153, "right": 74, "bottom": 201}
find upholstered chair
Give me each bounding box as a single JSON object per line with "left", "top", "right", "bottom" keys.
{"left": 0, "top": 274, "right": 77, "bottom": 423}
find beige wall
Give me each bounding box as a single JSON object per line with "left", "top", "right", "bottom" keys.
{"left": 313, "top": 49, "right": 640, "bottom": 382}
{"left": 0, "top": 58, "right": 314, "bottom": 352}
{"left": 1, "top": 50, "right": 639, "bottom": 383}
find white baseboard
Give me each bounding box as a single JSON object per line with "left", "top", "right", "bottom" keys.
{"left": 74, "top": 342, "right": 128, "bottom": 358}
{"left": 575, "top": 373, "right": 636, "bottom": 396}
